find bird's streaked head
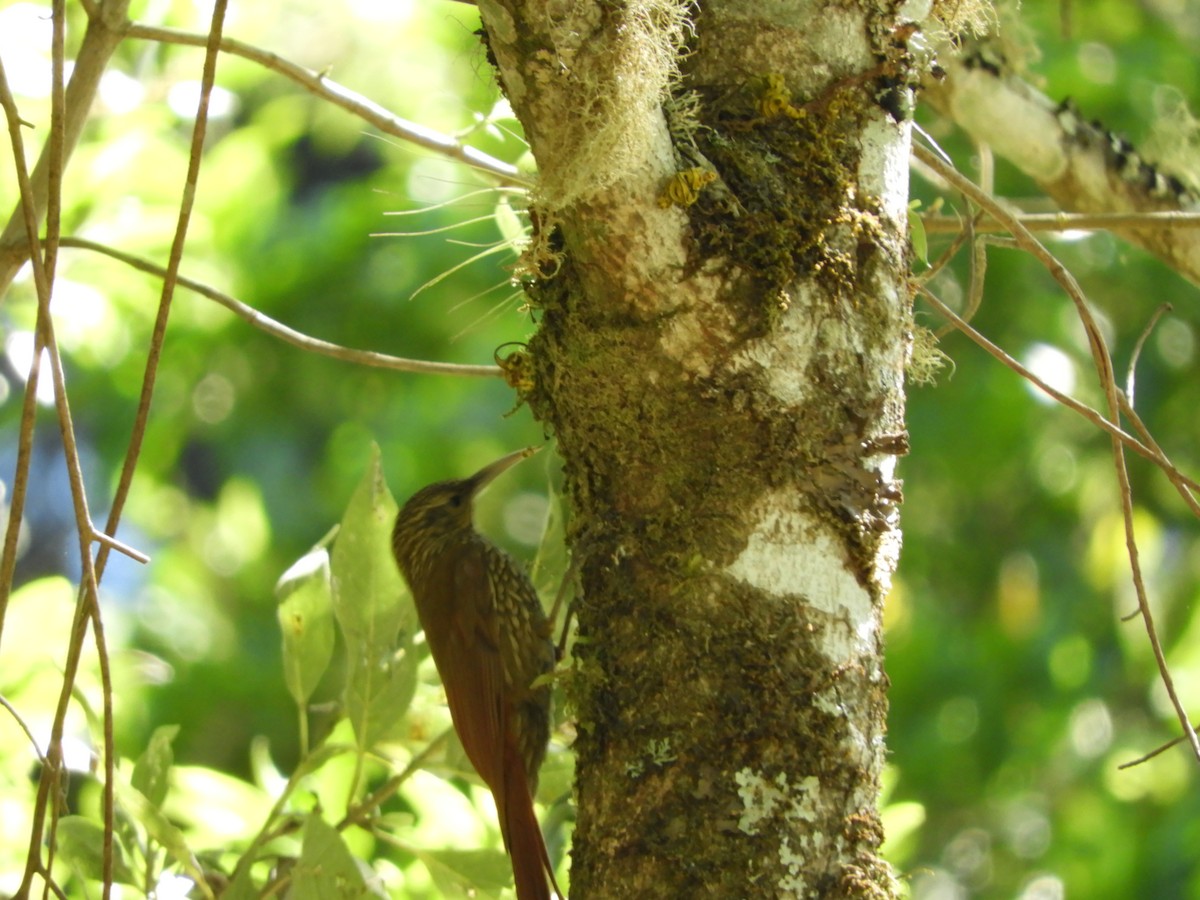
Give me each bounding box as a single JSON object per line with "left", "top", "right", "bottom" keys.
{"left": 392, "top": 446, "right": 540, "bottom": 569}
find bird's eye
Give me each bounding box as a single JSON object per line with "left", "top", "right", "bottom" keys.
{"left": 448, "top": 492, "right": 464, "bottom": 508}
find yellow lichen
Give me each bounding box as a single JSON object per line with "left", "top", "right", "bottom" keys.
{"left": 495, "top": 343, "right": 536, "bottom": 395}
{"left": 657, "top": 167, "right": 718, "bottom": 208}
{"left": 757, "top": 74, "right": 807, "bottom": 120}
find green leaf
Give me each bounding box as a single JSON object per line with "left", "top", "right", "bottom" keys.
{"left": 132, "top": 724, "right": 179, "bottom": 809}
{"left": 907, "top": 199, "right": 928, "bottom": 265}
{"left": 528, "top": 459, "right": 569, "bottom": 606}
{"left": 220, "top": 864, "right": 260, "bottom": 900}
{"left": 117, "top": 781, "right": 215, "bottom": 899}
{"left": 290, "top": 814, "right": 373, "bottom": 900}
{"left": 165, "top": 764, "right": 274, "bottom": 847}
{"left": 535, "top": 746, "right": 574, "bottom": 807}
{"left": 276, "top": 546, "right": 336, "bottom": 706}
{"left": 56, "top": 815, "right": 137, "bottom": 885}
{"left": 415, "top": 847, "right": 513, "bottom": 899}
{"left": 880, "top": 798, "right": 926, "bottom": 865}
{"left": 331, "top": 444, "right": 418, "bottom": 749}
{"left": 493, "top": 193, "right": 528, "bottom": 251}
{"left": 331, "top": 444, "right": 408, "bottom": 637}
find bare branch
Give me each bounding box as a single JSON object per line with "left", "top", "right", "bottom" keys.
{"left": 1117, "top": 393, "right": 1200, "bottom": 520}
{"left": 0, "top": 13, "right": 528, "bottom": 297}
{"left": 0, "top": 43, "right": 114, "bottom": 898}
{"left": 123, "top": 22, "right": 527, "bottom": 187}
{"left": 920, "top": 288, "right": 1162, "bottom": 470}
{"left": 914, "top": 147, "right": 1200, "bottom": 506}
{"left": 59, "top": 238, "right": 503, "bottom": 378}
{"left": 92, "top": 0, "right": 224, "bottom": 594}
{"left": 921, "top": 210, "right": 1200, "bottom": 235}
{"left": 90, "top": 530, "right": 151, "bottom": 565}
{"left": 923, "top": 58, "right": 1200, "bottom": 285}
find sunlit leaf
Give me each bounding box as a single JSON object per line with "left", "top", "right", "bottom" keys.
{"left": 291, "top": 814, "right": 375, "bottom": 900}
{"left": 116, "top": 781, "right": 213, "bottom": 898}
{"left": 415, "top": 846, "right": 513, "bottom": 898}
{"left": 56, "top": 815, "right": 137, "bottom": 885}
{"left": 0, "top": 577, "right": 85, "bottom": 700}
{"left": 493, "top": 193, "right": 528, "bottom": 250}
{"left": 331, "top": 444, "right": 418, "bottom": 749}
{"left": 907, "top": 199, "right": 928, "bottom": 265}
{"left": 880, "top": 799, "right": 926, "bottom": 865}
{"left": 166, "top": 765, "right": 274, "bottom": 847}
{"left": 528, "top": 459, "right": 569, "bottom": 607}
{"left": 276, "top": 546, "right": 336, "bottom": 707}
{"left": 132, "top": 723, "right": 180, "bottom": 809}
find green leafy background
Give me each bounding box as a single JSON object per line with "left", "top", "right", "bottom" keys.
{"left": 0, "top": 0, "right": 1198, "bottom": 896}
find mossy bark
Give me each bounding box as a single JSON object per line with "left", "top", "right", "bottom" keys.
{"left": 480, "top": 1, "right": 914, "bottom": 895}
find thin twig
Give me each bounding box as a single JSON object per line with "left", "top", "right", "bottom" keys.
{"left": 122, "top": 22, "right": 527, "bottom": 187}
{"left": 59, "top": 238, "right": 502, "bottom": 378}
{"left": 1119, "top": 723, "right": 1200, "bottom": 769}
{"left": 1125, "top": 304, "right": 1172, "bottom": 409}
{"left": 90, "top": 530, "right": 151, "bottom": 564}
{"left": 914, "top": 148, "right": 1200, "bottom": 507}
{"left": 919, "top": 288, "right": 1197, "bottom": 492}
{"left": 0, "top": 693, "right": 48, "bottom": 766}
{"left": 89, "top": 4, "right": 230, "bottom": 891}
{"left": 47, "top": 6, "right": 124, "bottom": 891}
{"left": 0, "top": 48, "right": 113, "bottom": 900}
{"left": 1117, "top": 394, "right": 1200, "bottom": 519}
{"left": 920, "top": 210, "right": 1200, "bottom": 235}
{"left": 0, "top": 289, "right": 42, "bottom": 644}
{"left": 338, "top": 727, "right": 454, "bottom": 830}
{"left": 48, "top": 1, "right": 125, "bottom": 889}
{"left": 916, "top": 206, "right": 971, "bottom": 288}
{"left": 925, "top": 282, "right": 1200, "bottom": 764}
{"left": 46, "top": 0, "right": 65, "bottom": 280}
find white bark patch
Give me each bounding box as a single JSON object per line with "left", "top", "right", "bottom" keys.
{"left": 727, "top": 285, "right": 820, "bottom": 405}
{"left": 860, "top": 113, "right": 912, "bottom": 228}
{"left": 656, "top": 275, "right": 734, "bottom": 376}
{"left": 726, "top": 502, "right": 874, "bottom": 663}
{"left": 872, "top": 506, "right": 903, "bottom": 595}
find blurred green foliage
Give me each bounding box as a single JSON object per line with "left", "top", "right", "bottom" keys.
{"left": 0, "top": 0, "right": 1198, "bottom": 896}
{"left": 898, "top": 4, "right": 1200, "bottom": 898}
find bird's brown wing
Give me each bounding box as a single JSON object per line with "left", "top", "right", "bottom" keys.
{"left": 440, "top": 544, "right": 509, "bottom": 798}
{"left": 436, "top": 545, "right": 558, "bottom": 899}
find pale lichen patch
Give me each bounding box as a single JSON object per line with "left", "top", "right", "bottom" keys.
{"left": 736, "top": 768, "right": 828, "bottom": 894}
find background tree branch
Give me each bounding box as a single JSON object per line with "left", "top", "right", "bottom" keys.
{"left": 924, "top": 55, "right": 1200, "bottom": 285}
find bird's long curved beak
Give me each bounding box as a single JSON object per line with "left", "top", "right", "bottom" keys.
{"left": 467, "top": 446, "right": 541, "bottom": 496}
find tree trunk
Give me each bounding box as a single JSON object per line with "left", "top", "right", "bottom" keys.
{"left": 480, "top": 0, "right": 912, "bottom": 895}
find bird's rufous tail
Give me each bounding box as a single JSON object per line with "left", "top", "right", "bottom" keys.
{"left": 499, "top": 751, "right": 562, "bottom": 900}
